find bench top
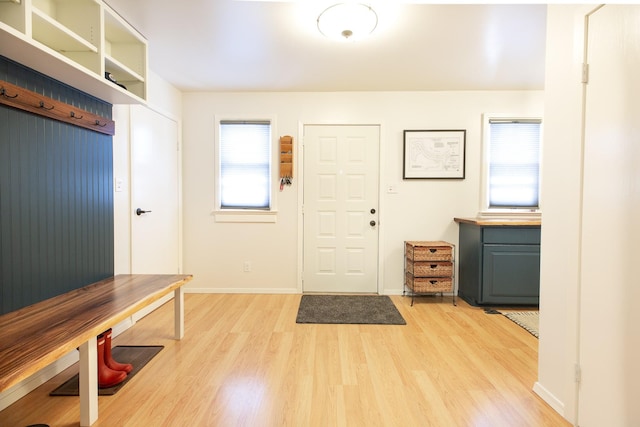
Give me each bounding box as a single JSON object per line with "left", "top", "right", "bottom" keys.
{"left": 0, "top": 274, "right": 192, "bottom": 393}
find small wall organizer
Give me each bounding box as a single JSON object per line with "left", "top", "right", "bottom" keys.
{"left": 279, "top": 135, "right": 293, "bottom": 189}
{"left": 0, "top": 79, "right": 114, "bottom": 136}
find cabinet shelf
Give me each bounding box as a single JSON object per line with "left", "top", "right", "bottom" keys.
{"left": 31, "top": 8, "right": 98, "bottom": 53}
{"left": 0, "top": 0, "right": 24, "bottom": 33}
{"left": 105, "top": 55, "right": 144, "bottom": 83}
{"left": 0, "top": 0, "right": 147, "bottom": 104}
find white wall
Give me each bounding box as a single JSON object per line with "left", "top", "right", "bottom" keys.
{"left": 181, "top": 91, "right": 543, "bottom": 293}
{"left": 536, "top": 5, "right": 593, "bottom": 422}
{"left": 538, "top": 5, "right": 640, "bottom": 426}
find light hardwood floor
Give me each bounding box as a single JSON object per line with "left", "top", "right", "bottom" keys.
{"left": 0, "top": 294, "right": 570, "bottom": 427}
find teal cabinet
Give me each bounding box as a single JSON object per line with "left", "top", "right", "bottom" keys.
{"left": 457, "top": 220, "right": 540, "bottom": 306}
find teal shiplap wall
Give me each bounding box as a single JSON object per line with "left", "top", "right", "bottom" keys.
{"left": 0, "top": 56, "right": 114, "bottom": 315}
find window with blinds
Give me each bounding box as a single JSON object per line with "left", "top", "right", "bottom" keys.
{"left": 219, "top": 120, "right": 272, "bottom": 209}
{"left": 485, "top": 118, "right": 542, "bottom": 210}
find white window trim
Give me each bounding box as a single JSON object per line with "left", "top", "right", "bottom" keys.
{"left": 212, "top": 114, "right": 279, "bottom": 223}
{"left": 479, "top": 113, "right": 543, "bottom": 218}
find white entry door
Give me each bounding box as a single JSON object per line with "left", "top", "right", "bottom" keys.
{"left": 303, "top": 125, "right": 380, "bottom": 293}
{"left": 130, "top": 105, "right": 180, "bottom": 275}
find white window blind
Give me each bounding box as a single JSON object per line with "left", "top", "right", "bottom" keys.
{"left": 488, "top": 119, "right": 541, "bottom": 209}
{"left": 219, "top": 120, "right": 271, "bottom": 209}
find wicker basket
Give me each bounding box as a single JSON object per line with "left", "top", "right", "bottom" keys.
{"left": 405, "top": 241, "right": 452, "bottom": 262}
{"left": 405, "top": 273, "right": 453, "bottom": 293}
{"left": 406, "top": 260, "right": 453, "bottom": 277}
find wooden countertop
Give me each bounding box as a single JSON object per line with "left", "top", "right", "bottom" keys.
{"left": 454, "top": 217, "right": 541, "bottom": 226}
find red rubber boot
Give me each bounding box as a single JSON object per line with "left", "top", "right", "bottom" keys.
{"left": 97, "top": 335, "right": 126, "bottom": 388}
{"left": 104, "top": 329, "right": 133, "bottom": 373}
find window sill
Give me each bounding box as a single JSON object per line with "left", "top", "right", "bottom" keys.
{"left": 213, "top": 209, "right": 278, "bottom": 223}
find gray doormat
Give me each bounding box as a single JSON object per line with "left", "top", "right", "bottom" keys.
{"left": 50, "top": 345, "right": 163, "bottom": 396}
{"left": 296, "top": 295, "right": 406, "bottom": 325}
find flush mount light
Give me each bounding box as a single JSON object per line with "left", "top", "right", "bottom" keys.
{"left": 317, "top": 3, "right": 378, "bottom": 41}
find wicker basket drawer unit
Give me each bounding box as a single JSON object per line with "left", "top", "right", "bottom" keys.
{"left": 405, "top": 273, "right": 453, "bottom": 293}
{"left": 404, "top": 241, "right": 456, "bottom": 306}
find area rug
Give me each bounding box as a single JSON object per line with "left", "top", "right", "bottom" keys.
{"left": 296, "top": 295, "right": 406, "bottom": 325}
{"left": 501, "top": 311, "right": 539, "bottom": 338}
{"left": 50, "top": 345, "right": 163, "bottom": 396}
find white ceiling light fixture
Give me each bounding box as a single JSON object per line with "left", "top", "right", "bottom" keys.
{"left": 317, "top": 3, "right": 378, "bottom": 42}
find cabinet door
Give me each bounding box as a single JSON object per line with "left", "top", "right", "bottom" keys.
{"left": 482, "top": 244, "right": 540, "bottom": 304}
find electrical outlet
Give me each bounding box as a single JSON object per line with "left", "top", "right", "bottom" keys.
{"left": 243, "top": 261, "right": 251, "bottom": 272}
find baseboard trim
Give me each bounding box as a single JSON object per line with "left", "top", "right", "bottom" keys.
{"left": 184, "top": 289, "right": 450, "bottom": 296}
{"left": 533, "top": 381, "right": 566, "bottom": 418}
{"left": 185, "top": 287, "right": 298, "bottom": 294}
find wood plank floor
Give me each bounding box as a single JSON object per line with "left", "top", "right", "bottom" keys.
{"left": 0, "top": 294, "right": 570, "bottom": 427}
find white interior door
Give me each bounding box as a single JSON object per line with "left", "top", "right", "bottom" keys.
{"left": 130, "top": 105, "right": 180, "bottom": 275}
{"left": 303, "top": 125, "right": 380, "bottom": 293}
{"left": 579, "top": 5, "right": 640, "bottom": 426}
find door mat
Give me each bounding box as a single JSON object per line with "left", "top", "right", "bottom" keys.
{"left": 50, "top": 345, "right": 163, "bottom": 396}
{"left": 296, "top": 295, "right": 406, "bottom": 325}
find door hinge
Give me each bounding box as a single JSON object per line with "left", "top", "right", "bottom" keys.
{"left": 582, "top": 63, "right": 589, "bottom": 84}
{"left": 575, "top": 364, "right": 582, "bottom": 384}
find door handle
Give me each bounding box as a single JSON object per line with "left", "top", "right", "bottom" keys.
{"left": 370, "top": 220, "right": 376, "bottom": 226}
{"left": 136, "top": 208, "right": 152, "bottom": 216}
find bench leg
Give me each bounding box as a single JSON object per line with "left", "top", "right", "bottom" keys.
{"left": 174, "top": 287, "right": 184, "bottom": 340}
{"left": 79, "top": 336, "right": 98, "bottom": 426}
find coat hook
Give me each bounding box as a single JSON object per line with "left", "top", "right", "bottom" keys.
{"left": 1, "top": 87, "right": 18, "bottom": 98}
{"left": 70, "top": 111, "right": 83, "bottom": 119}
{"left": 39, "top": 100, "right": 54, "bottom": 110}
{"left": 94, "top": 120, "right": 107, "bottom": 127}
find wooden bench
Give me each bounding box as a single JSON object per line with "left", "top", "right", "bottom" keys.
{"left": 0, "top": 274, "right": 193, "bottom": 426}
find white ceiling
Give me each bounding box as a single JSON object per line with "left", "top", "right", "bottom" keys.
{"left": 103, "top": 1, "right": 547, "bottom": 92}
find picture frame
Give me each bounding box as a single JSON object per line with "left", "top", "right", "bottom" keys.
{"left": 403, "top": 129, "right": 466, "bottom": 179}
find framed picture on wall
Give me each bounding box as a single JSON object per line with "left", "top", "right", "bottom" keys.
{"left": 403, "top": 129, "right": 466, "bottom": 179}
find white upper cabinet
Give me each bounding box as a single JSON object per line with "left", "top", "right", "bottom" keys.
{"left": 0, "top": 0, "right": 148, "bottom": 104}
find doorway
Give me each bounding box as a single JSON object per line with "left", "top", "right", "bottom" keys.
{"left": 302, "top": 124, "right": 380, "bottom": 293}
{"left": 130, "top": 105, "right": 180, "bottom": 275}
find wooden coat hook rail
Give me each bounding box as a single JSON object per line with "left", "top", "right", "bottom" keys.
{"left": 0, "top": 79, "right": 115, "bottom": 136}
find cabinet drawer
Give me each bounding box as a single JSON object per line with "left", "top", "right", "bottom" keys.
{"left": 482, "top": 227, "right": 540, "bottom": 244}
{"left": 405, "top": 273, "right": 453, "bottom": 293}
{"left": 406, "top": 260, "right": 453, "bottom": 277}
{"left": 405, "top": 241, "right": 453, "bottom": 261}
